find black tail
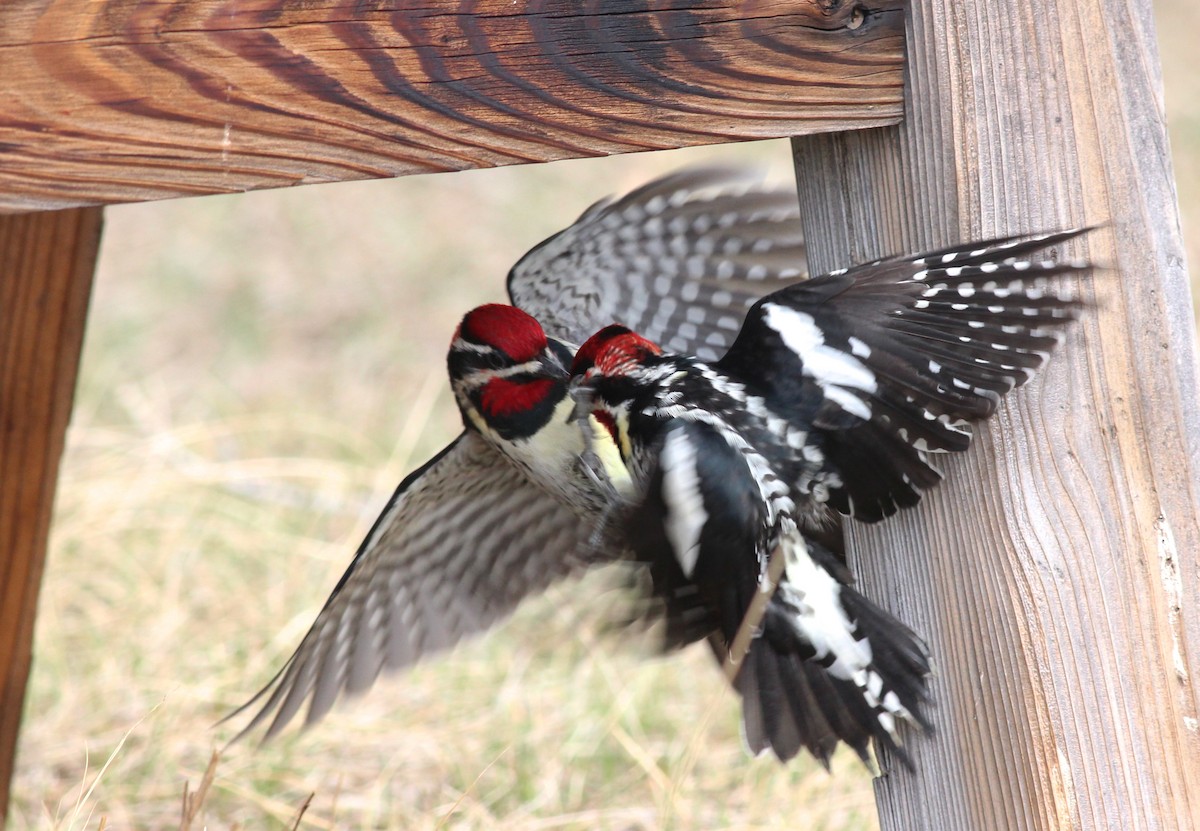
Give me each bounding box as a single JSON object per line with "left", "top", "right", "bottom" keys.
{"left": 624, "top": 517, "right": 932, "bottom": 767}
{"left": 733, "top": 578, "right": 931, "bottom": 768}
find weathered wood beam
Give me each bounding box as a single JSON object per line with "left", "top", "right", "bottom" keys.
{"left": 0, "top": 0, "right": 906, "bottom": 214}
{"left": 791, "top": 0, "right": 1200, "bottom": 828}
{"left": 0, "top": 208, "right": 103, "bottom": 821}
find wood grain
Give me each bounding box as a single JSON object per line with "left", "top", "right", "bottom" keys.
{"left": 0, "top": 0, "right": 905, "bottom": 214}
{"left": 0, "top": 209, "right": 102, "bottom": 821}
{"left": 791, "top": 0, "right": 1200, "bottom": 828}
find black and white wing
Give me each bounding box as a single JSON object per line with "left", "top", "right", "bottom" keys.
{"left": 507, "top": 166, "right": 808, "bottom": 361}
{"left": 718, "top": 228, "right": 1092, "bottom": 522}
{"left": 227, "top": 432, "right": 595, "bottom": 741}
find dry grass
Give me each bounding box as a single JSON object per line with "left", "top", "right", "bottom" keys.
{"left": 12, "top": 141, "right": 887, "bottom": 830}
{"left": 1157, "top": 0, "right": 1200, "bottom": 318}
{"left": 10, "top": 3, "right": 1199, "bottom": 826}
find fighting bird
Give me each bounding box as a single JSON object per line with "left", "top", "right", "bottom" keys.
{"left": 571, "top": 228, "right": 1091, "bottom": 764}
{"left": 227, "top": 166, "right": 812, "bottom": 741}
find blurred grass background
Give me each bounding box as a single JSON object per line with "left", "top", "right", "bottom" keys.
{"left": 10, "top": 3, "right": 1198, "bottom": 828}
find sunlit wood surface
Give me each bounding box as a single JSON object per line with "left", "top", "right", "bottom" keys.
{"left": 0, "top": 0, "right": 906, "bottom": 213}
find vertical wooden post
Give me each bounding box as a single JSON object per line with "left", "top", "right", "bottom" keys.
{"left": 0, "top": 209, "right": 103, "bottom": 821}
{"left": 791, "top": 1, "right": 1200, "bottom": 828}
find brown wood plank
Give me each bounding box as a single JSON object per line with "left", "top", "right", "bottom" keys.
{"left": 790, "top": 0, "right": 1200, "bottom": 828}
{"left": 0, "top": 208, "right": 103, "bottom": 821}
{"left": 0, "top": 0, "right": 906, "bottom": 214}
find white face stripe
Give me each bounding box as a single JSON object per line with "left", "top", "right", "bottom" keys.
{"left": 659, "top": 428, "right": 709, "bottom": 579}
{"left": 762, "top": 304, "right": 876, "bottom": 421}
{"left": 451, "top": 338, "right": 495, "bottom": 355}
{"left": 451, "top": 347, "right": 547, "bottom": 390}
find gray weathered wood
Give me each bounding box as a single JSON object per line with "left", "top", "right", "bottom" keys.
{"left": 791, "top": 0, "right": 1200, "bottom": 828}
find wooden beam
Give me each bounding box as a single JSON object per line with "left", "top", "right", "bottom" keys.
{"left": 0, "top": 208, "right": 103, "bottom": 820}
{"left": 0, "top": 0, "right": 906, "bottom": 214}
{"left": 791, "top": 1, "right": 1200, "bottom": 828}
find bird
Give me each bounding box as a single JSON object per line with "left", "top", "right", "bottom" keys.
{"left": 225, "top": 165, "right": 815, "bottom": 742}
{"left": 570, "top": 228, "right": 1092, "bottom": 765}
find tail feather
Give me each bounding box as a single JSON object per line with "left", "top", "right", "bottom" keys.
{"left": 840, "top": 587, "right": 933, "bottom": 726}
{"left": 731, "top": 573, "right": 931, "bottom": 766}
{"left": 620, "top": 529, "right": 931, "bottom": 767}
{"left": 739, "top": 647, "right": 804, "bottom": 762}
{"left": 735, "top": 645, "right": 894, "bottom": 767}
{"left": 617, "top": 420, "right": 930, "bottom": 767}
{"left": 775, "top": 654, "right": 856, "bottom": 765}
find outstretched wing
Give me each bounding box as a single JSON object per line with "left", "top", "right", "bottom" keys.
{"left": 718, "top": 228, "right": 1092, "bottom": 522}
{"left": 228, "top": 432, "right": 595, "bottom": 741}
{"left": 507, "top": 166, "right": 808, "bottom": 361}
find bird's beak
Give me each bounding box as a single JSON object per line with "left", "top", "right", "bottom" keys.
{"left": 568, "top": 380, "right": 595, "bottom": 424}
{"left": 539, "top": 352, "right": 570, "bottom": 381}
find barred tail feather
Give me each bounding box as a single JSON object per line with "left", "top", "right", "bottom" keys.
{"left": 734, "top": 584, "right": 931, "bottom": 767}
{"left": 618, "top": 420, "right": 929, "bottom": 766}
{"left": 838, "top": 587, "right": 933, "bottom": 730}
{"left": 737, "top": 647, "right": 840, "bottom": 764}
{"left": 731, "top": 535, "right": 930, "bottom": 765}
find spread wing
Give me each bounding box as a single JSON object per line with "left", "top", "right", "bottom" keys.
{"left": 227, "top": 431, "right": 595, "bottom": 741}
{"left": 717, "top": 228, "right": 1091, "bottom": 522}
{"left": 507, "top": 166, "right": 808, "bottom": 361}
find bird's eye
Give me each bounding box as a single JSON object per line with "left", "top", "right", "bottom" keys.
{"left": 485, "top": 352, "right": 507, "bottom": 369}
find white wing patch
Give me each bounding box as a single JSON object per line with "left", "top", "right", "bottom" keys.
{"left": 762, "top": 303, "right": 877, "bottom": 421}
{"left": 659, "top": 428, "right": 709, "bottom": 578}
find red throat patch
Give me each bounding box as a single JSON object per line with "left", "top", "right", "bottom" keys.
{"left": 480, "top": 377, "right": 557, "bottom": 418}
{"left": 594, "top": 410, "right": 619, "bottom": 444}
{"left": 459, "top": 304, "right": 548, "bottom": 363}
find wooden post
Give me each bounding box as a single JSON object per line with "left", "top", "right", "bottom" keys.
{"left": 0, "top": 209, "right": 103, "bottom": 821}
{"left": 791, "top": 1, "right": 1200, "bottom": 828}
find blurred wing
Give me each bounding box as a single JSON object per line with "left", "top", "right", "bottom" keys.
{"left": 718, "top": 228, "right": 1092, "bottom": 522}
{"left": 507, "top": 166, "right": 808, "bottom": 361}
{"left": 228, "top": 431, "right": 594, "bottom": 742}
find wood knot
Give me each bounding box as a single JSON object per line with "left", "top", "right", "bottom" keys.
{"left": 785, "top": 0, "right": 875, "bottom": 32}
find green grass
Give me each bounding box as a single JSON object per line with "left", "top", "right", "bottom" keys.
{"left": 11, "top": 2, "right": 1200, "bottom": 822}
